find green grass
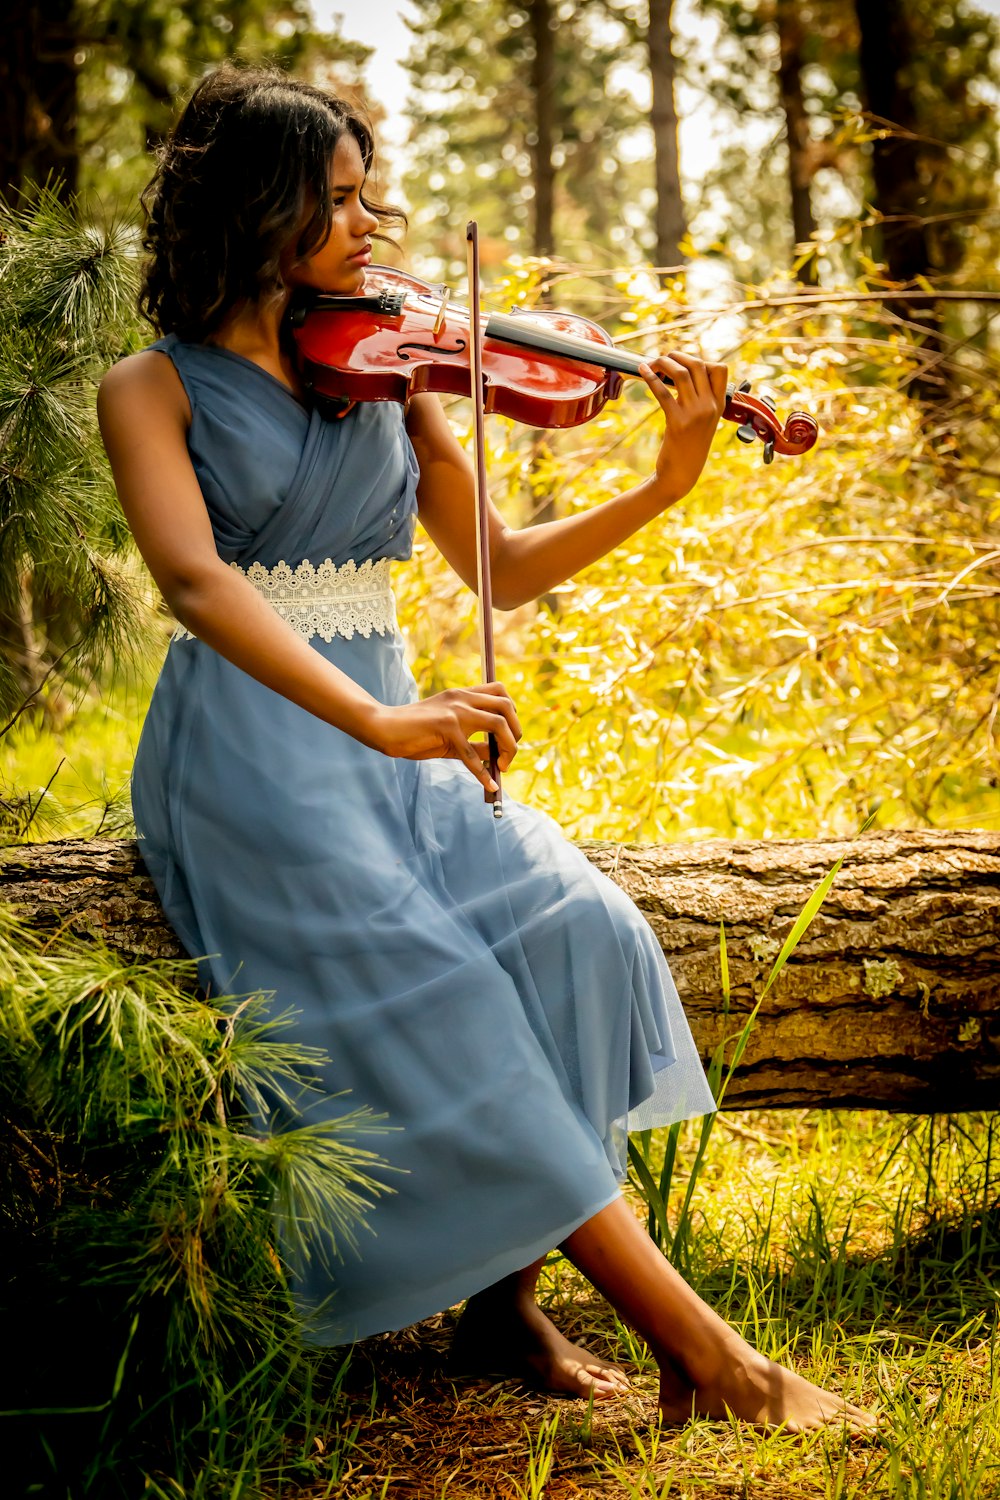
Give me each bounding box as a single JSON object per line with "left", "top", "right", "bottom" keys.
{"left": 0, "top": 656, "right": 157, "bottom": 841}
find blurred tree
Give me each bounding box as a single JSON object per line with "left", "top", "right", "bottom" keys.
{"left": 775, "top": 0, "right": 818, "bottom": 286}
{"left": 528, "top": 0, "right": 556, "bottom": 259}
{"left": 693, "top": 0, "right": 861, "bottom": 279}
{"left": 1, "top": 1, "right": 81, "bottom": 204}
{"left": 693, "top": 0, "right": 998, "bottom": 290}
{"left": 646, "top": 0, "right": 686, "bottom": 268}
{"left": 854, "top": 0, "right": 940, "bottom": 394}
{"left": 401, "top": 0, "right": 653, "bottom": 271}
{"left": 854, "top": 1, "right": 998, "bottom": 404}
{"left": 80, "top": 0, "right": 374, "bottom": 213}
{"left": 855, "top": 0, "right": 998, "bottom": 281}
{"left": 2, "top": 1, "right": 373, "bottom": 213}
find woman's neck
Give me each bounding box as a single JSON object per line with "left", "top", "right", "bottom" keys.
{"left": 206, "top": 291, "right": 305, "bottom": 398}
{"left": 209, "top": 291, "right": 289, "bottom": 358}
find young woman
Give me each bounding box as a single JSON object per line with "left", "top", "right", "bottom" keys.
{"left": 99, "top": 63, "right": 872, "bottom": 1432}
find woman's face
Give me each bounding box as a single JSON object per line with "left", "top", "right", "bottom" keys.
{"left": 285, "top": 132, "right": 380, "bottom": 294}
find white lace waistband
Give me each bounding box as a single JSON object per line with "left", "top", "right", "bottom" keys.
{"left": 172, "top": 556, "right": 397, "bottom": 644}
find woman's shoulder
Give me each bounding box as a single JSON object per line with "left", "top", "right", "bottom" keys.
{"left": 97, "top": 343, "right": 192, "bottom": 427}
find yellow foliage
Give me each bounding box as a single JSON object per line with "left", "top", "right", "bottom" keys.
{"left": 3, "top": 259, "right": 996, "bottom": 846}
{"left": 396, "top": 259, "right": 1000, "bottom": 841}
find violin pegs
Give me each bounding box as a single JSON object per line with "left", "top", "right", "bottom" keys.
{"left": 731, "top": 378, "right": 756, "bottom": 443}
{"left": 763, "top": 439, "right": 775, "bottom": 464}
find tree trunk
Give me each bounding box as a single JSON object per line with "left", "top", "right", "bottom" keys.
{"left": 647, "top": 0, "right": 685, "bottom": 270}
{"left": 853, "top": 0, "right": 943, "bottom": 398}
{"left": 528, "top": 0, "right": 556, "bottom": 259}
{"left": 854, "top": 0, "right": 930, "bottom": 281}
{"left": 2, "top": 830, "right": 998, "bottom": 1112}
{"left": 0, "top": 0, "right": 79, "bottom": 205}
{"left": 774, "top": 0, "right": 818, "bottom": 287}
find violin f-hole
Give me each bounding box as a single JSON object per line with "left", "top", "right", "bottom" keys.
{"left": 396, "top": 337, "right": 468, "bottom": 362}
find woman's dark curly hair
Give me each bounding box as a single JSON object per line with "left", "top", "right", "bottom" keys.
{"left": 139, "top": 62, "right": 405, "bottom": 341}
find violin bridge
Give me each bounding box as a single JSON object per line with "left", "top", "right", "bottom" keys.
{"left": 432, "top": 287, "right": 451, "bottom": 336}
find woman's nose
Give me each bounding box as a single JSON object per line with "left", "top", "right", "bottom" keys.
{"left": 357, "top": 201, "right": 380, "bottom": 234}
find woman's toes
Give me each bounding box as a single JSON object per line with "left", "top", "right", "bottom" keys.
{"left": 577, "top": 1361, "right": 630, "bottom": 1397}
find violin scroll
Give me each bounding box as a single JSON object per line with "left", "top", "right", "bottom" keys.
{"left": 725, "top": 378, "right": 818, "bottom": 465}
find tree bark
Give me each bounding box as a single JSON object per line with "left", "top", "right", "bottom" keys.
{"left": 528, "top": 0, "right": 556, "bottom": 259}
{"left": 2, "top": 830, "right": 998, "bottom": 1113}
{"left": 647, "top": 0, "right": 685, "bottom": 270}
{"left": 774, "top": 0, "right": 818, "bottom": 286}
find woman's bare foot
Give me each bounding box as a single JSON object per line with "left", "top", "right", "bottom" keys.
{"left": 450, "top": 1296, "right": 631, "bottom": 1400}
{"left": 657, "top": 1340, "right": 876, "bottom": 1434}
{"left": 562, "top": 1200, "right": 877, "bottom": 1436}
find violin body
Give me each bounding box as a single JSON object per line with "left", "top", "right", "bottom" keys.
{"left": 291, "top": 267, "right": 626, "bottom": 428}
{"left": 289, "top": 264, "right": 819, "bottom": 460}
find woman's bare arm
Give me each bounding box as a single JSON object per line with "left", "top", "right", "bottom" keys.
{"left": 406, "top": 352, "right": 728, "bottom": 611}
{"left": 98, "top": 352, "right": 520, "bottom": 787}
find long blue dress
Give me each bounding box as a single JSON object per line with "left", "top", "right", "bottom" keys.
{"left": 132, "top": 336, "right": 716, "bottom": 1345}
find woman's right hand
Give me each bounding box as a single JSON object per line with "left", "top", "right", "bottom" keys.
{"left": 370, "top": 682, "right": 522, "bottom": 792}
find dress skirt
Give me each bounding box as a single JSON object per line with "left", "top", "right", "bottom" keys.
{"left": 132, "top": 620, "right": 715, "bottom": 1344}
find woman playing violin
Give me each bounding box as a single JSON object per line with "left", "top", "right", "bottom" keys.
{"left": 98, "top": 62, "right": 872, "bottom": 1432}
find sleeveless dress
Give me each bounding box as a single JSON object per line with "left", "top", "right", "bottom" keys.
{"left": 131, "top": 336, "right": 716, "bottom": 1345}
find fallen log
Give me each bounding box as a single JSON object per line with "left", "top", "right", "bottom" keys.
{"left": 1, "top": 830, "right": 998, "bottom": 1111}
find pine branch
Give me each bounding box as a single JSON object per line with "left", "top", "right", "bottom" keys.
{"left": 1, "top": 908, "right": 387, "bottom": 1477}
{"left": 0, "top": 189, "right": 156, "bottom": 720}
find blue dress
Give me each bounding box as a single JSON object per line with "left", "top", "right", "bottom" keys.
{"left": 132, "top": 336, "right": 716, "bottom": 1344}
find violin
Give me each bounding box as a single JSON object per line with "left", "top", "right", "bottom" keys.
{"left": 290, "top": 244, "right": 821, "bottom": 819}
{"left": 289, "top": 264, "right": 818, "bottom": 464}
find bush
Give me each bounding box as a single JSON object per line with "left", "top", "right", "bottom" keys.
{"left": 0, "top": 910, "right": 389, "bottom": 1498}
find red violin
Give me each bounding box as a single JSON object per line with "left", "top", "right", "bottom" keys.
{"left": 290, "top": 265, "right": 819, "bottom": 464}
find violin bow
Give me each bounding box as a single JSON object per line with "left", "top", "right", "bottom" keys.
{"left": 466, "top": 221, "right": 502, "bottom": 817}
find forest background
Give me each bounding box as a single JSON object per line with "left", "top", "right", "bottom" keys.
{"left": 3, "top": 0, "right": 1000, "bottom": 840}
{"left": 2, "top": 3, "right": 1000, "bottom": 1499}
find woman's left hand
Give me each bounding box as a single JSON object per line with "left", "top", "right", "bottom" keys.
{"left": 639, "top": 351, "right": 729, "bottom": 506}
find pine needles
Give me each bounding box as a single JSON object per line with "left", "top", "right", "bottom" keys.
{"left": 0, "top": 909, "right": 390, "bottom": 1497}
{"left": 0, "top": 189, "right": 157, "bottom": 732}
